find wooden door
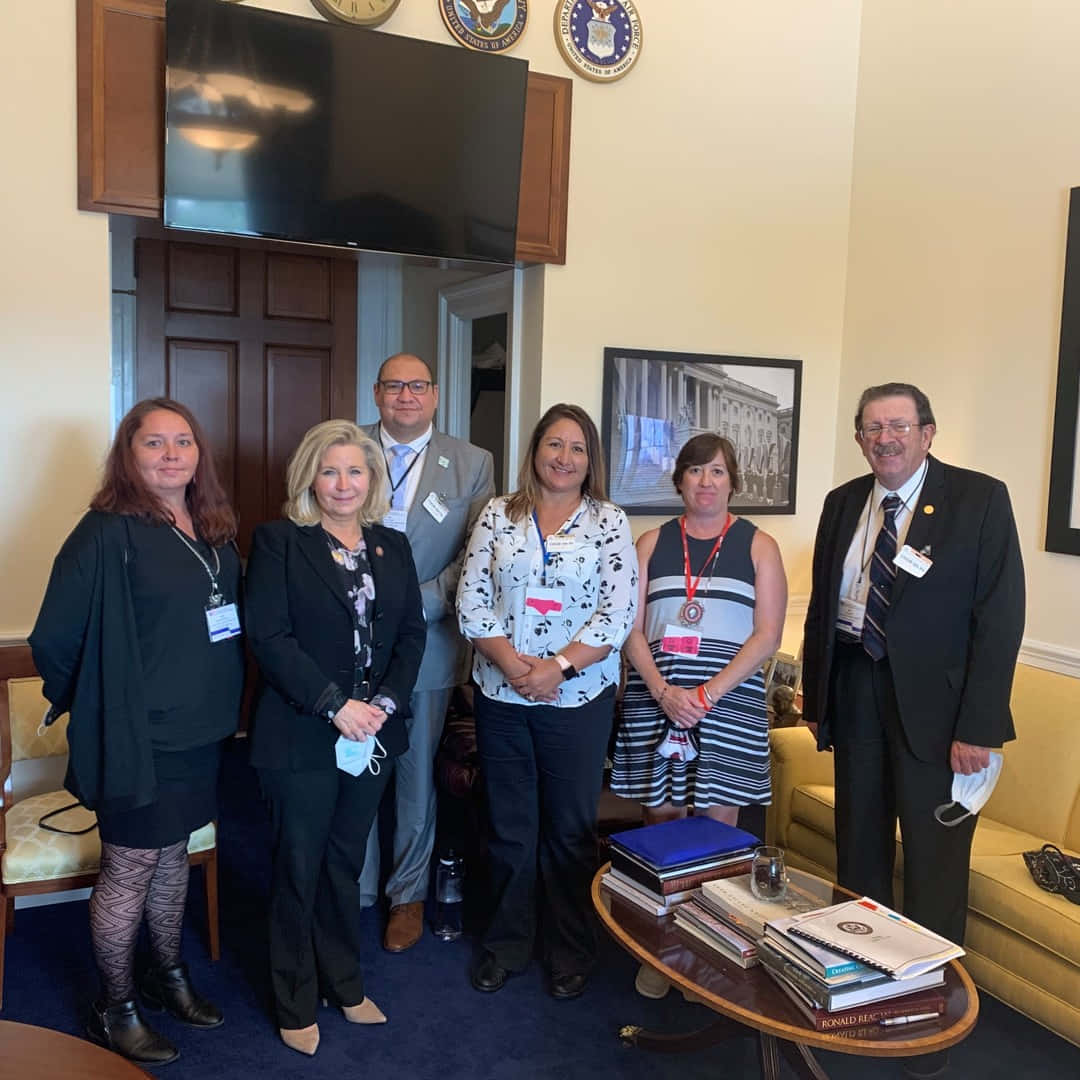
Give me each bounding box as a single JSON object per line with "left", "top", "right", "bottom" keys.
{"left": 135, "top": 238, "right": 357, "bottom": 552}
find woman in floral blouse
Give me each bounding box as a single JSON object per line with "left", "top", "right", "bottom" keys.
{"left": 246, "top": 421, "right": 425, "bottom": 1056}
{"left": 458, "top": 403, "right": 637, "bottom": 1000}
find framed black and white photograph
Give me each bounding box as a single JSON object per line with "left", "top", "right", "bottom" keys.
{"left": 601, "top": 348, "right": 802, "bottom": 516}
{"left": 764, "top": 651, "right": 802, "bottom": 697}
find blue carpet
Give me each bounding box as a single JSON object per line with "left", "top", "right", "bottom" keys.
{"left": 4, "top": 739, "right": 1078, "bottom": 1079}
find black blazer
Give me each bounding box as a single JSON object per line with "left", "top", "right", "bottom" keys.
{"left": 802, "top": 455, "right": 1025, "bottom": 763}
{"left": 245, "top": 519, "right": 426, "bottom": 772}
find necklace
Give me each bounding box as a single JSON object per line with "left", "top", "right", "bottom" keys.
{"left": 678, "top": 514, "right": 734, "bottom": 627}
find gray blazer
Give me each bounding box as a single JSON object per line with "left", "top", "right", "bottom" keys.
{"left": 362, "top": 423, "right": 495, "bottom": 692}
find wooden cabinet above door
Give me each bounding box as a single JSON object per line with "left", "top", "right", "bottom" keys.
{"left": 75, "top": 0, "right": 571, "bottom": 264}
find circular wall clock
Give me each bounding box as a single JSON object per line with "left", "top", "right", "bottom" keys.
{"left": 310, "top": 0, "right": 403, "bottom": 28}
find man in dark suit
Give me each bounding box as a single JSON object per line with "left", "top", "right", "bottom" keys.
{"left": 359, "top": 353, "right": 495, "bottom": 952}
{"left": 802, "top": 383, "right": 1025, "bottom": 961}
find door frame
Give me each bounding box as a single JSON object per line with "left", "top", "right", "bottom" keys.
{"left": 437, "top": 270, "right": 520, "bottom": 490}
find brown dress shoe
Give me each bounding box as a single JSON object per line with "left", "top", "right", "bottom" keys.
{"left": 384, "top": 901, "right": 424, "bottom": 952}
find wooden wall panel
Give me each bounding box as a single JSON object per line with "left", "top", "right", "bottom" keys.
{"left": 168, "top": 246, "right": 237, "bottom": 314}
{"left": 265, "top": 347, "right": 331, "bottom": 514}
{"left": 266, "top": 255, "right": 332, "bottom": 321}
{"left": 514, "top": 72, "right": 572, "bottom": 265}
{"left": 166, "top": 341, "right": 238, "bottom": 498}
{"left": 77, "top": 0, "right": 165, "bottom": 216}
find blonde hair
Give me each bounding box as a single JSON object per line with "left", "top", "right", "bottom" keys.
{"left": 284, "top": 421, "right": 390, "bottom": 527}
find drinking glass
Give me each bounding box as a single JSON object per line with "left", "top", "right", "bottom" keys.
{"left": 750, "top": 845, "right": 788, "bottom": 901}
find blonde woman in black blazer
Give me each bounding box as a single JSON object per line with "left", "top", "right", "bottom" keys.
{"left": 246, "top": 420, "right": 425, "bottom": 1057}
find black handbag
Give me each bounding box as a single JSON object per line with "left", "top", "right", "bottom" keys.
{"left": 1022, "top": 843, "right": 1080, "bottom": 905}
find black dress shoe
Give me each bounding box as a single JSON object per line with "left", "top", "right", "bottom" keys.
{"left": 87, "top": 998, "right": 179, "bottom": 1065}
{"left": 471, "top": 954, "right": 509, "bottom": 993}
{"left": 549, "top": 972, "right": 587, "bottom": 1000}
{"left": 140, "top": 961, "right": 224, "bottom": 1028}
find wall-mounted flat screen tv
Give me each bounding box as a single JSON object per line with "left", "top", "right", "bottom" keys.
{"left": 164, "top": 0, "right": 528, "bottom": 265}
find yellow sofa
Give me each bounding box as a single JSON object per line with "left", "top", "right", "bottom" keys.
{"left": 766, "top": 663, "right": 1080, "bottom": 1048}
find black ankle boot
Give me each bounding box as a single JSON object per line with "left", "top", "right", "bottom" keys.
{"left": 140, "top": 961, "right": 224, "bottom": 1028}
{"left": 87, "top": 998, "right": 179, "bottom": 1065}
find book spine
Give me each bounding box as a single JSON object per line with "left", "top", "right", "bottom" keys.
{"left": 660, "top": 859, "right": 753, "bottom": 894}
{"left": 813, "top": 997, "right": 945, "bottom": 1032}
{"left": 609, "top": 849, "right": 664, "bottom": 894}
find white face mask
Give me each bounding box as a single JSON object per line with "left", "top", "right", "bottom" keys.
{"left": 934, "top": 751, "right": 1003, "bottom": 827}
{"left": 656, "top": 726, "right": 698, "bottom": 763}
{"left": 335, "top": 734, "right": 387, "bottom": 777}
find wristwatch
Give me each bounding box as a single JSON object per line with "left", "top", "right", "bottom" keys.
{"left": 371, "top": 694, "right": 397, "bottom": 716}
{"left": 554, "top": 654, "right": 579, "bottom": 681}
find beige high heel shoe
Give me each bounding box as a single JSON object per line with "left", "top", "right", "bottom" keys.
{"left": 280, "top": 1023, "right": 320, "bottom": 1055}
{"left": 342, "top": 998, "right": 387, "bottom": 1024}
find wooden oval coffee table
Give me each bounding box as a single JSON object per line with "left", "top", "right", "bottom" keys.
{"left": 592, "top": 866, "right": 978, "bottom": 1079}
{"left": 0, "top": 1020, "right": 154, "bottom": 1079}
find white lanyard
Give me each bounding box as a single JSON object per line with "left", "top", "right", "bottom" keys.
{"left": 171, "top": 526, "right": 224, "bottom": 608}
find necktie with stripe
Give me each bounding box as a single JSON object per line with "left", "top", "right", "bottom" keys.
{"left": 862, "top": 493, "right": 902, "bottom": 661}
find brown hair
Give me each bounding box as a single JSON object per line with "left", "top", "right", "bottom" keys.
{"left": 672, "top": 433, "right": 741, "bottom": 495}
{"left": 90, "top": 397, "right": 237, "bottom": 546}
{"left": 854, "top": 383, "right": 936, "bottom": 433}
{"left": 505, "top": 403, "right": 608, "bottom": 523}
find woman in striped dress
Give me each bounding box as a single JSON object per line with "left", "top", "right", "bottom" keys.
{"left": 611, "top": 433, "right": 787, "bottom": 824}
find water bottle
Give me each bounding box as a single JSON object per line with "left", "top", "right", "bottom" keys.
{"left": 433, "top": 851, "right": 464, "bottom": 941}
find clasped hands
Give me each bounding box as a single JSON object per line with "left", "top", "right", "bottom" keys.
{"left": 332, "top": 699, "right": 386, "bottom": 741}
{"left": 506, "top": 653, "right": 563, "bottom": 703}
{"left": 657, "top": 683, "right": 710, "bottom": 729}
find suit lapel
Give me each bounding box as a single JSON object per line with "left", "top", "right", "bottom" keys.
{"left": 406, "top": 429, "right": 446, "bottom": 533}
{"left": 890, "top": 455, "right": 944, "bottom": 610}
{"left": 297, "top": 526, "right": 352, "bottom": 615}
{"left": 831, "top": 476, "right": 873, "bottom": 595}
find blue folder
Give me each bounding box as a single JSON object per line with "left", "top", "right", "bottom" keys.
{"left": 608, "top": 816, "right": 759, "bottom": 869}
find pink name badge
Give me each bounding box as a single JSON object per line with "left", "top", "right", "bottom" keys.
{"left": 661, "top": 624, "right": 701, "bottom": 657}
{"left": 525, "top": 586, "right": 563, "bottom": 616}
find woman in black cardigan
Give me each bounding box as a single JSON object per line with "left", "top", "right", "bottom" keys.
{"left": 245, "top": 420, "right": 425, "bottom": 1056}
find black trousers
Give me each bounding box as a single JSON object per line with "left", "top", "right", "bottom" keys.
{"left": 258, "top": 760, "right": 394, "bottom": 1029}
{"left": 474, "top": 687, "right": 614, "bottom": 975}
{"left": 829, "top": 641, "right": 976, "bottom": 945}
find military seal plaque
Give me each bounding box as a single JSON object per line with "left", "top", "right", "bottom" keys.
{"left": 439, "top": 0, "right": 528, "bottom": 53}
{"left": 554, "top": 0, "right": 642, "bottom": 83}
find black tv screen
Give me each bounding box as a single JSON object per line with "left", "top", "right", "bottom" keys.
{"left": 164, "top": 0, "right": 527, "bottom": 264}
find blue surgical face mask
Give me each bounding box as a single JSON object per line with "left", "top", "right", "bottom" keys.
{"left": 335, "top": 734, "right": 387, "bottom": 778}
{"left": 934, "top": 751, "right": 1003, "bottom": 827}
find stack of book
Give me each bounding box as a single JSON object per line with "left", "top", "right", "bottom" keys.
{"left": 600, "top": 817, "right": 758, "bottom": 916}
{"left": 680, "top": 872, "right": 824, "bottom": 966}
{"left": 757, "top": 896, "right": 965, "bottom": 1032}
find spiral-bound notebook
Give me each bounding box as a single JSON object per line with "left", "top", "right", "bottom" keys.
{"left": 785, "top": 897, "right": 964, "bottom": 980}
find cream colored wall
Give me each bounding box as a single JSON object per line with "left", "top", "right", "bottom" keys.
{"left": 0, "top": 7, "right": 111, "bottom": 638}
{"left": 0, "top": 0, "right": 862, "bottom": 638}
{"left": 838, "top": 3, "right": 1080, "bottom": 654}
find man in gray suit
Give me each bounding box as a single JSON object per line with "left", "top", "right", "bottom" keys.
{"left": 360, "top": 352, "right": 495, "bottom": 951}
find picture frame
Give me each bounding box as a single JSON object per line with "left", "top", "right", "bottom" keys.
{"left": 1047, "top": 186, "right": 1080, "bottom": 555}
{"left": 764, "top": 651, "right": 802, "bottom": 698}
{"left": 601, "top": 347, "right": 802, "bottom": 516}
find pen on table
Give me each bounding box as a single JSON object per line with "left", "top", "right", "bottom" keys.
{"left": 879, "top": 1013, "right": 941, "bottom": 1026}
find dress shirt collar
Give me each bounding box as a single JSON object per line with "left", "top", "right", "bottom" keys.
{"left": 379, "top": 423, "right": 433, "bottom": 455}
{"left": 871, "top": 457, "right": 928, "bottom": 514}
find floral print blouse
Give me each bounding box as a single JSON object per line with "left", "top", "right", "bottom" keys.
{"left": 324, "top": 530, "right": 375, "bottom": 694}
{"left": 457, "top": 496, "right": 638, "bottom": 707}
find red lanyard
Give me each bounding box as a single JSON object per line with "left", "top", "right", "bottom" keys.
{"left": 680, "top": 513, "right": 734, "bottom": 605}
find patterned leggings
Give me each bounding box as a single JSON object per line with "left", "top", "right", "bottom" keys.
{"left": 88, "top": 840, "right": 189, "bottom": 1004}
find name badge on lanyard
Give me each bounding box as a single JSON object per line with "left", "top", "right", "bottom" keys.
{"left": 661, "top": 624, "right": 701, "bottom": 657}
{"left": 206, "top": 602, "right": 241, "bottom": 643}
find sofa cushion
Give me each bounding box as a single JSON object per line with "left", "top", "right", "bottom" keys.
{"left": 969, "top": 851, "right": 1080, "bottom": 969}
{"left": 789, "top": 784, "right": 836, "bottom": 838}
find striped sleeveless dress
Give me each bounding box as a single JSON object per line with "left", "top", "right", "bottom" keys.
{"left": 610, "top": 516, "right": 770, "bottom": 808}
